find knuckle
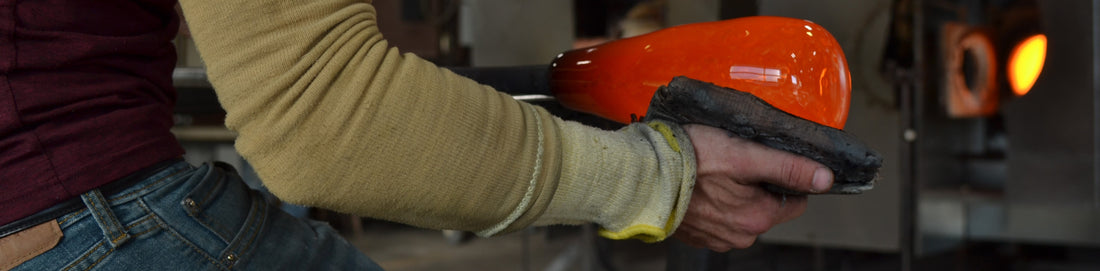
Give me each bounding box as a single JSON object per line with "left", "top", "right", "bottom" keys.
{"left": 790, "top": 198, "right": 809, "bottom": 215}
{"left": 732, "top": 236, "right": 758, "bottom": 249}
{"left": 713, "top": 244, "right": 733, "bottom": 252}
{"left": 773, "top": 155, "right": 809, "bottom": 190}
{"left": 775, "top": 196, "right": 810, "bottom": 224}
{"left": 741, "top": 216, "right": 773, "bottom": 236}
{"left": 713, "top": 237, "right": 735, "bottom": 252}
{"left": 780, "top": 156, "right": 800, "bottom": 185}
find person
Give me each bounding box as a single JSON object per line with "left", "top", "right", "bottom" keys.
{"left": 0, "top": 0, "right": 833, "bottom": 269}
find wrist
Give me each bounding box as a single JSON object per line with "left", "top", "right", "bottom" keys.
{"left": 536, "top": 120, "right": 697, "bottom": 242}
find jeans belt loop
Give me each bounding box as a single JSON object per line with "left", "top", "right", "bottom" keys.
{"left": 79, "top": 189, "right": 130, "bottom": 248}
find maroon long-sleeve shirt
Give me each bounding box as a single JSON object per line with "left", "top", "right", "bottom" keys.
{"left": 0, "top": 0, "right": 184, "bottom": 225}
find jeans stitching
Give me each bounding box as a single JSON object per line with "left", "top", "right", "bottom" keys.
{"left": 80, "top": 216, "right": 161, "bottom": 271}
{"left": 194, "top": 172, "right": 225, "bottom": 208}
{"left": 60, "top": 241, "right": 104, "bottom": 271}
{"left": 128, "top": 223, "right": 159, "bottom": 237}
{"left": 59, "top": 207, "right": 162, "bottom": 270}
{"left": 141, "top": 201, "right": 225, "bottom": 270}
{"left": 108, "top": 170, "right": 187, "bottom": 203}
{"left": 241, "top": 197, "right": 266, "bottom": 255}
{"left": 227, "top": 195, "right": 266, "bottom": 267}
{"left": 163, "top": 228, "right": 227, "bottom": 270}
{"left": 198, "top": 211, "right": 233, "bottom": 242}
{"left": 220, "top": 196, "right": 256, "bottom": 266}
{"left": 85, "top": 197, "right": 107, "bottom": 231}
{"left": 86, "top": 194, "right": 125, "bottom": 241}
{"left": 81, "top": 245, "right": 115, "bottom": 271}
{"left": 190, "top": 172, "right": 232, "bottom": 242}
{"left": 125, "top": 215, "right": 155, "bottom": 231}
{"left": 57, "top": 209, "right": 86, "bottom": 226}
{"left": 184, "top": 165, "right": 218, "bottom": 211}
{"left": 52, "top": 169, "right": 185, "bottom": 229}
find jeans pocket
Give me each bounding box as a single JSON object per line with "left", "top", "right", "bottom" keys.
{"left": 180, "top": 162, "right": 255, "bottom": 244}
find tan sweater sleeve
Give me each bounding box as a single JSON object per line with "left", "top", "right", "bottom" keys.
{"left": 177, "top": 0, "right": 695, "bottom": 237}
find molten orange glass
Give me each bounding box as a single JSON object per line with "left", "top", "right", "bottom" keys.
{"left": 1007, "top": 34, "right": 1046, "bottom": 96}
{"left": 551, "top": 16, "right": 852, "bottom": 129}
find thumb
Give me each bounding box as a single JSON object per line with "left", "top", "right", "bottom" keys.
{"left": 745, "top": 146, "right": 834, "bottom": 193}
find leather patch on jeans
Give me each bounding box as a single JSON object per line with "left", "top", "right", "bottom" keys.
{"left": 0, "top": 220, "right": 62, "bottom": 271}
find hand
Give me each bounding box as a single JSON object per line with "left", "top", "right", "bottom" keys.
{"left": 674, "top": 124, "right": 834, "bottom": 251}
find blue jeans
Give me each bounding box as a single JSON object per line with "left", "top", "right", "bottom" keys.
{"left": 13, "top": 161, "right": 383, "bottom": 270}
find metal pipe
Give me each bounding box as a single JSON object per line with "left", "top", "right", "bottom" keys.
{"left": 900, "top": 0, "right": 924, "bottom": 269}
{"left": 512, "top": 95, "right": 556, "bottom": 102}
{"left": 1093, "top": 0, "right": 1100, "bottom": 208}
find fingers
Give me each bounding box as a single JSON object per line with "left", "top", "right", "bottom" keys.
{"left": 675, "top": 222, "right": 756, "bottom": 251}
{"left": 774, "top": 194, "right": 808, "bottom": 224}
{"left": 683, "top": 124, "right": 834, "bottom": 194}
{"left": 678, "top": 124, "right": 821, "bottom": 252}
{"left": 743, "top": 144, "right": 834, "bottom": 193}
{"left": 677, "top": 176, "right": 807, "bottom": 251}
{"left": 735, "top": 189, "right": 806, "bottom": 234}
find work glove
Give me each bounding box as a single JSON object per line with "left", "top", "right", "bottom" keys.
{"left": 533, "top": 119, "right": 696, "bottom": 242}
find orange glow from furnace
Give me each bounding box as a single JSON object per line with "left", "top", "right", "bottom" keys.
{"left": 1008, "top": 34, "right": 1047, "bottom": 96}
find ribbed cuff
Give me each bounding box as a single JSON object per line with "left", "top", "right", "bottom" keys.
{"left": 536, "top": 120, "right": 696, "bottom": 242}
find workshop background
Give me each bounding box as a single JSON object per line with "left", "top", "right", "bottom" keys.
{"left": 171, "top": 0, "right": 1100, "bottom": 270}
